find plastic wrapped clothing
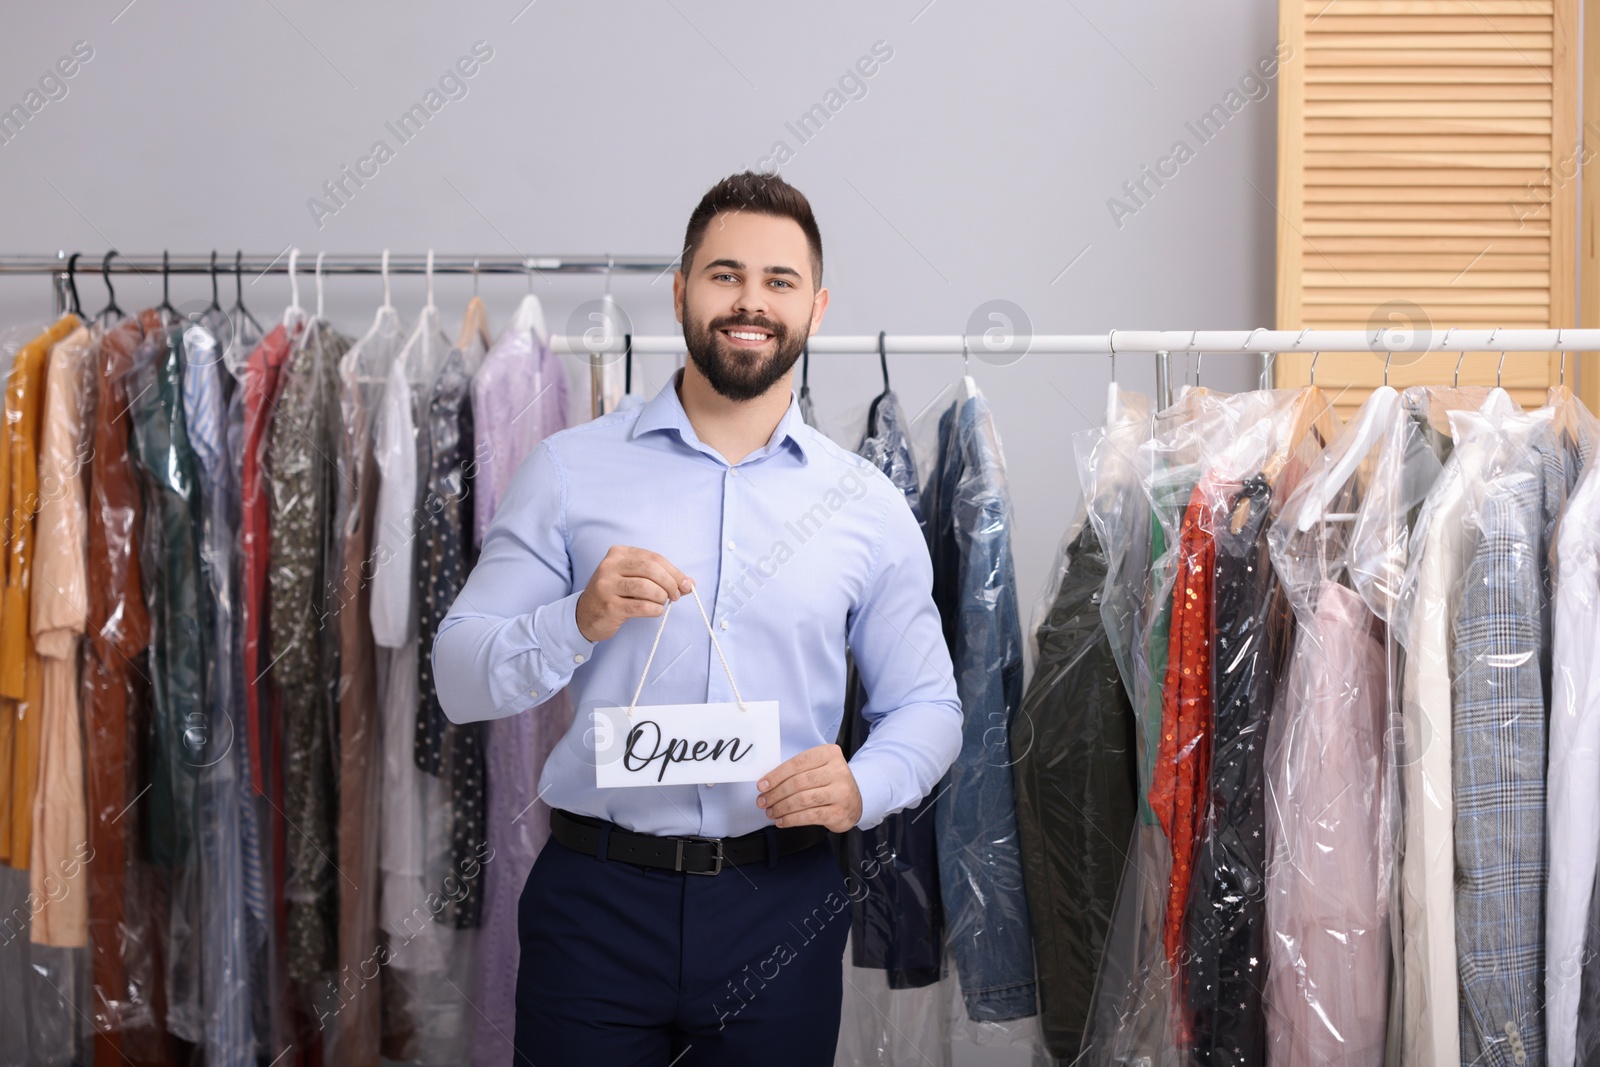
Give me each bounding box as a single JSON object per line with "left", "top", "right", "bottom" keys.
{"left": 330, "top": 301, "right": 405, "bottom": 1067}
{"left": 469, "top": 304, "right": 575, "bottom": 1067}
{"left": 29, "top": 323, "right": 93, "bottom": 947}
{"left": 1390, "top": 387, "right": 1498, "bottom": 1067}
{"left": 1549, "top": 395, "right": 1600, "bottom": 1065}
{"left": 1148, "top": 479, "right": 1214, "bottom": 1003}
{"left": 922, "top": 383, "right": 1037, "bottom": 1023}
{"left": 1179, "top": 473, "right": 1288, "bottom": 1065}
{"left": 837, "top": 389, "right": 942, "bottom": 988}
{"left": 469, "top": 293, "right": 562, "bottom": 548}
{"left": 125, "top": 320, "right": 207, "bottom": 1047}
{"left": 1261, "top": 578, "right": 1390, "bottom": 1066}
{"left": 1012, "top": 498, "right": 1137, "bottom": 1061}
{"left": 267, "top": 318, "right": 352, "bottom": 987}
{"left": 224, "top": 311, "right": 279, "bottom": 1056}
{"left": 1169, "top": 388, "right": 1332, "bottom": 1064}
{"left": 238, "top": 322, "right": 298, "bottom": 1056}
{"left": 81, "top": 309, "right": 172, "bottom": 1064}
{"left": 833, "top": 388, "right": 953, "bottom": 1066}
{"left": 1254, "top": 386, "right": 1403, "bottom": 1064}
{"left": 182, "top": 321, "right": 256, "bottom": 1066}
{"left": 0, "top": 320, "right": 92, "bottom": 1067}
{"left": 372, "top": 306, "right": 477, "bottom": 1065}
{"left": 1080, "top": 386, "right": 1236, "bottom": 1067}
{"left": 413, "top": 341, "right": 487, "bottom": 929}
{"left": 1448, "top": 392, "right": 1578, "bottom": 1066}
{"left": 0, "top": 313, "right": 78, "bottom": 872}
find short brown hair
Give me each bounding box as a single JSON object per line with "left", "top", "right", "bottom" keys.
{"left": 681, "top": 171, "right": 823, "bottom": 290}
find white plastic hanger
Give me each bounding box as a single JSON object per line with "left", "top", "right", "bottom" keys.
{"left": 1295, "top": 385, "right": 1399, "bottom": 531}
{"left": 314, "top": 251, "right": 326, "bottom": 322}
{"left": 399, "top": 249, "right": 449, "bottom": 387}
{"left": 282, "top": 248, "right": 307, "bottom": 332}
{"left": 957, "top": 335, "right": 977, "bottom": 402}
{"left": 1106, "top": 329, "right": 1119, "bottom": 427}
{"left": 341, "top": 248, "right": 404, "bottom": 382}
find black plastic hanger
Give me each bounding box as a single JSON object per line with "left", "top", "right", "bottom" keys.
{"left": 96, "top": 250, "right": 125, "bottom": 325}
{"left": 866, "top": 330, "right": 890, "bottom": 436}
{"left": 65, "top": 253, "right": 83, "bottom": 318}
{"left": 204, "top": 251, "right": 223, "bottom": 317}
{"left": 231, "top": 251, "right": 264, "bottom": 335}
{"left": 799, "top": 339, "right": 812, "bottom": 409}
{"left": 156, "top": 250, "right": 180, "bottom": 321}
{"left": 624, "top": 332, "right": 632, "bottom": 394}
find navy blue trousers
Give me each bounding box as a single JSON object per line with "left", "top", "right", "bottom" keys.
{"left": 515, "top": 830, "right": 852, "bottom": 1065}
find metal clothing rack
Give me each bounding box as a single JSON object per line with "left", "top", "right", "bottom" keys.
{"left": 567, "top": 328, "right": 1599, "bottom": 412}
{"left": 4, "top": 254, "right": 1596, "bottom": 414}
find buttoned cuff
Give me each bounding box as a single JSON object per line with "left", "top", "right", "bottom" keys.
{"left": 488, "top": 590, "right": 596, "bottom": 718}
{"left": 848, "top": 753, "right": 896, "bottom": 832}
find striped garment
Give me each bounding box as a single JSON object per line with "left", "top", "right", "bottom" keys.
{"left": 182, "top": 322, "right": 256, "bottom": 1066}
{"left": 1451, "top": 444, "right": 1565, "bottom": 1067}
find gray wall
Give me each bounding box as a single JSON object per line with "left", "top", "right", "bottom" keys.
{"left": 0, "top": 2, "right": 1278, "bottom": 1063}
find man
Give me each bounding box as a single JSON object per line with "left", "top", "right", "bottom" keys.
{"left": 432, "top": 171, "right": 963, "bottom": 1065}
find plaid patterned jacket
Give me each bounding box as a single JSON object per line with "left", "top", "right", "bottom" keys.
{"left": 1452, "top": 443, "right": 1567, "bottom": 1067}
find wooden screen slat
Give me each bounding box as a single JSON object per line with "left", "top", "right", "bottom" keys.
{"left": 1280, "top": 0, "right": 1576, "bottom": 411}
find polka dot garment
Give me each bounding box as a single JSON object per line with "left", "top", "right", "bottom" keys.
{"left": 413, "top": 344, "right": 487, "bottom": 931}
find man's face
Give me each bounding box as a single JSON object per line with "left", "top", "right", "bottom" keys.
{"left": 676, "top": 210, "right": 822, "bottom": 402}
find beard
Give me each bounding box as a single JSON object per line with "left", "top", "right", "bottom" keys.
{"left": 682, "top": 303, "right": 809, "bottom": 402}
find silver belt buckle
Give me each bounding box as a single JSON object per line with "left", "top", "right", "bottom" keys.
{"left": 675, "top": 835, "right": 724, "bottom": 875}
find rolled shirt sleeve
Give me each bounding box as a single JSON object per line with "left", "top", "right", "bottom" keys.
{"left": 432, "top": 441, "right": 596, "bottom": 723}
{"left": 844, "top": 489, "right": 963, "bottom": 830}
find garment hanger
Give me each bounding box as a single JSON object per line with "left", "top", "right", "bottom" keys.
{"left": 1256, "top": 327, "right": 1331, "bottom": 485}
{"left": 281, "top": 247, "right": 308, "bottom": 333}
{"left": 456, "top": 258, "right": 492, "bottom": 359}
{"left": 342, "top": 247, "right": 406, "bottom": 385}
{"left": 799, "top": 339, "right": 812, "bottom": 412}
{"left": 624, "top": 332, "right": 633, "bottom": 394}
{"left": 231, "top": 250, "right": 264, "bottom": 335}
{"left": 958, "top": 334, "right": 977, "bottom": 402}
{"left": 156, "top": 250, "right": 180, "bottom": 322}
{"left": 505, "top": 263, "right": 549, "bottom": 348}
{"left": 1105, "top": 329, "right": 1119, "bottom": 426}
{"left": 866, "top": 330, "right": 891, "bottom": 435}
{"left": 95, "top": 250, "right": 125, "bottom": 326}
{"left": 402, "top": 249, "right": 451, "bottom": 388}
{"left": 1295, "top": 383, "right": 1398, "bottom": 530}
{"left": 314, "top": 250, "right": 326, "bottom": 322}
{"left": 65, "top": 253, "right": 84, "bottom": 318}
{"left": 203, "top": 251, "right": 223, "bottom": 319}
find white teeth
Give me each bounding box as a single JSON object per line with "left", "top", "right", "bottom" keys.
{"left": 726, "top": 330, "right": 770, "bottom": 341}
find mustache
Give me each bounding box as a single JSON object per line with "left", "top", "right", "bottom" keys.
{"left": 710, "top": 314, "right": 784, "bottom": 336}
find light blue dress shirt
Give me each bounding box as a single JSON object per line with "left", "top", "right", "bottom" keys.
{"left": 431, "top": 367, "right": 963, "bottom": 838}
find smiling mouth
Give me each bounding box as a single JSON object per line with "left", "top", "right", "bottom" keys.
{"left": 720, "top": 326, "right": 774, "bottom": 347}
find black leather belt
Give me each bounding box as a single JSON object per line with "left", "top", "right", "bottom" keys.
{"left": 550, "top": 808, "right": 828, "bottom": 875}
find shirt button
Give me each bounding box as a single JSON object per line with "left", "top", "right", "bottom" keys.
{"left": 573, "top": 654, "right": 585, "bottom": 664}
{"left": 726, "top": 539, "right": 736, "bottom": 550}
{"left": 720, "top": 619, "right": 729, "bottom": 630}
{"left": 729, "top": 467, "right": 739, "bottom": 477}
{"left": 528, "top": 688, "right": 539, "bottom": 698}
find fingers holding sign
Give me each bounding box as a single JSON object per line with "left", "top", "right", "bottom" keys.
{"left": 576, "top": 545, "right": 693, "bottom": 642}
{"left": 757, "top": 744, "right": 862, "bottom": 833}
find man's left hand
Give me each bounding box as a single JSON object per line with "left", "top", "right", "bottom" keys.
{"left": 756, "top": 744, "right": 862, "bottom": 832}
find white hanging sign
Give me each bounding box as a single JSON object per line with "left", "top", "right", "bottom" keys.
{"left": 592, "top": 582, "right": 779, "bottom": 789}
{"left": 593, "top": 699, "right": 781, "bottom": 788}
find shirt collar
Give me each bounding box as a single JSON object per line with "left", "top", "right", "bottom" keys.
{"left": 631, "top": 366, "right": 811, "bottom": 466}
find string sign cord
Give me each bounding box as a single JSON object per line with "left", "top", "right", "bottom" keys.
{"left": 626, "top": 583, "right": 747, "bottom": 716}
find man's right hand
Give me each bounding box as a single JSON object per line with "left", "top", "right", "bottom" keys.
{"left": 575, "top": 545, "right": 693, "bottom": 643}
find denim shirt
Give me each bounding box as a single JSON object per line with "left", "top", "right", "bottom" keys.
{"left": 924, "top": 388, "right": 1037, "bottom": 1022}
